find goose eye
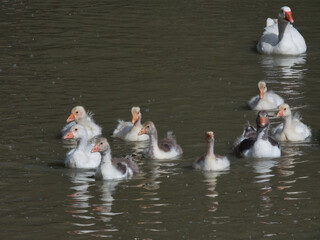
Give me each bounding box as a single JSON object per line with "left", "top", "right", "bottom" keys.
{"left": 76, "top": 111, "right": 79, "bottom": 114}
{"left": 284, "top": 108, "right": 286, "bottom": 110}
{"left": 100, "top": 142, "right": 103, "bottom": 145}
{"left": 74, "top": 128, "right": 78, "bottom": 131}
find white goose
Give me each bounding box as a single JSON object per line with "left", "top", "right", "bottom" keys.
{"left": 272, "top": 103, "right": 311, "bottom": 141}
{"left": 62, "top": 106, "right": 102, "bottom": 140}
{"left": 91, "top": 138, "right": 139, "bottom": 180}
{"left": 138, "top": 121, "right": 183, "bottom": 159}
{"left": 113, "top": 107, "right": 149, "bottom": 141}
{"left": 64, "top": 124, "right": 101, "bottom": 169}
{"left": 257, "top": 6, "right": 306, "bottom": 55}
{"left": 193, "top": 132, "right": 230, "bottom": 171}
{"left": 248, "top": 81, "right": 284, "bottom": 110}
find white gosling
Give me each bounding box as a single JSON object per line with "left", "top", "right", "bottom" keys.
{"left": 62, "top": 106, "right": 102, "bottom": 140}
{"left": 248, "top": 81, "right": 284, "bottom": 110}
{"left": 193, "top": 131, "right": 230, "bottom": 171}
{"left": 113, "top": 107, "right": 149, "bottom": 141}
{"left": 272, "top": 103, "right": 311, "bottom": 141}
{"left": 257, "top": 6, "right": 307, "bottom": 55}
{"left": 64, "top": 124, "right": 101, "bottom": 168}
{"left": 138, "top": 121, "right": 183, "bottom": 159}
{"left": 91, "top": 138, "right": 139, "bottom": 180}
{"left": 234, "top": 111, "right": 281, "bottom": 158}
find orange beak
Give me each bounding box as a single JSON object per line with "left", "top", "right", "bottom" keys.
{"left": 206, "top": 132, "right": 213, "bottom": 139}
{"left": 91, "top": 144, "right": 99, "bottom": 153}
{"left": 138, "top": 127, "right": 146, "bottom": 136}
{"left": 260, "top": 116, "right": 267, "bottom": 126}
{"left": 277, "top": 110, "right": 284, "bottom": 117}
{"left": 259, "top": 88, "right": 264, "bottom": 99}
{"left": 64, "top": 130, "right": 74, "bottom": 139}
{"left": 66, "top": 113, "right": 75, "bottom": 123}
{"left": 131, "top": 112, "right": 139, "bottom": 124}
{"left": 285, "top": 11, "right": 294, "bottom": 23}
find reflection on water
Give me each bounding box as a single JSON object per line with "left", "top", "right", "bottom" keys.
{"left": 260, "top": 55, "right": 306, "bottom": 79}
{"left": 203, "top": 171, "right": 228, "bottom": 213}
{"left": 94, "top": 180, "right": 122, "bottom": 223}
{"left": 135, "top": 160, "right": 180, "bottom": 233}
{"left": 260, "top": 55, "right": 307, "bottom": 104}
{"left": 252, "top": 158, "right": 277, "bottom": 220}
{"left": 250, "top": 139, "right": 314, "bottom": 238}
{"left": 65, "top": 170, "right": 121, "bottom": 237}
{"left": 0, "top": 0, "right": 319, "bottom": 238}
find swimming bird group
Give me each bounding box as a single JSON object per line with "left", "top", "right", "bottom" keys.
{"left": 61, "top": 6, "right": 310, "bottom": 181}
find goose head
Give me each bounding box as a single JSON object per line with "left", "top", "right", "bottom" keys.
{"left": 131, "top": 106, "right": 141, "bottom": 124}
{"left": 138, "top": 121, "right": 156, "bottom": 136}
{"left": 278, "top": 6, "right": 294, "bottom": 24}
{"left": 258, "top": 81, "right": 267, "bottom": 99}
{"left": 277, "top": 103, "right": 291, "bottom": 117}
{"left": 66, "top": 106, "right": 87, "bottom": 123}
{"left": 205, "top": 131, "right": 215, "bottom": 143}
{"left": 256, "top": 111, "right": 269, "bottom": 128}
{"left": 91, "top": 137, "right": 110, "bottom": 153}
{"left": 64, "top": 124, "right": 87, "bottom": 140}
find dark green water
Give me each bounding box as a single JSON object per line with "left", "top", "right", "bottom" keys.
{"left": 0, "top": 0, "right": 319, "bottom": 239}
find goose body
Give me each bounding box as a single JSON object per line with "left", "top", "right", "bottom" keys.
{"left": 62, "top": 106, "right": 102, "bottom": 140}
{"left": 257, "top": 6, "right": 306, "bottom": 55}
{"left": 113, "top": 107, "right": 149, "bottom": 141}
{"left": 272, "top": 104, "right": 311, "bottom": 141}
{"left": 235, "top": 111, "right": 281, "bottom": 158}
{"left": 193, "top": 132, "right": 230, "bottom": 171}
{"left": 248, "top": 81, "right": 284, "bottom": 110}
{"left": 64, "top": 125, "right": 101, "bottom": 169}
{"left": 92, "top": 138, "right": 139, "bottom": 180}
{"left": 138, "top": 121, "right": 183, "bottom": 159}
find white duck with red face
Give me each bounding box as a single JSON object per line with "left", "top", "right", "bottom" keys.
{"left": 64, "top": 124, "right": 101, "bottom": 168}
{"left": 272, "top": 103, "right": 311, "bottom": 141}
{"left": 113, "top": 107, "right": 149, "bottom": 141}
{"left": 193, "top": 132, "right": 230, "bottom": 171}
{"left": 91, "top": 138, "right": 139, "bottom": 180}
{"left": 138, "top": 121, "right": 183, "bottom": 159}
{"left": 62, "top": 106, "right": 102, "bottom": 140}
{"left": 248, "top": 81, "right": 284, "bottom": 110}
{"left": 257, "top": 6, "right": 307, "bottom": 55}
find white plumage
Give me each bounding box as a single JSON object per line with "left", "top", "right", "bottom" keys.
{"left": 257, "top": 6, "right": 307, "bottom": 55}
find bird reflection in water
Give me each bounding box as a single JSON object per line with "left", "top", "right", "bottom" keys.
{"left": 203, "top": 171, "right": 222, "bottom": 213}
{"left": 66, "top": 170, "right": 123, "bottom": 236}
{"left": 200, "top": 164, "right": 229, "bottom": 213}
{"left": 260, "top": 55, "right": 307, "bottom": 104}
{"left": 65, "top": 170, "right": 96, "bottom": 235}
{"left": 134, "top": 160, "right": 179, "bottom": 232}
{"left": 260, "top": 55, "right": 306, "bottom": 79}
{"left": 252, "top": 158, "right": 277, "bottom": 218}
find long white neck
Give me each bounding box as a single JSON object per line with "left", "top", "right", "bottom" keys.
{"left": 278, "top": 19, "right": 290, "bottom": 43}
{"left": 283, "top": 114, "right": 292, "bottom": 130}
{"left": 133, "top": 117, "right": 142, "bottom": 130}
{"left": 149, "top": 130, "right": 159, "bottom": 152}
{"left": 205, "top": 141, "right": 217, "bottom": 165}
{"left": 101, "top": 150, "right": 112, "bottom": 165}
{"left": 77, "top": 133, "right": 88, "bottom": 150}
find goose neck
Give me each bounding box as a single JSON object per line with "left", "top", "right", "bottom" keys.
{"left": 278, "top": 20, "right": 290, "bottom": 43}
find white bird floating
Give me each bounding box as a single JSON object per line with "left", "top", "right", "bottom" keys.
{"left": 257, "top": 6, "right": 307, "bottom": 55}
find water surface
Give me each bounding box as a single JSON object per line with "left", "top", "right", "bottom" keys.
{"left": 0, "top": 0, "right": 319, "bottom": 239}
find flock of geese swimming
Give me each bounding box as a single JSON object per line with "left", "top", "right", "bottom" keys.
{"left": 61, "top": 6, "right": 311, "bottom": 180}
